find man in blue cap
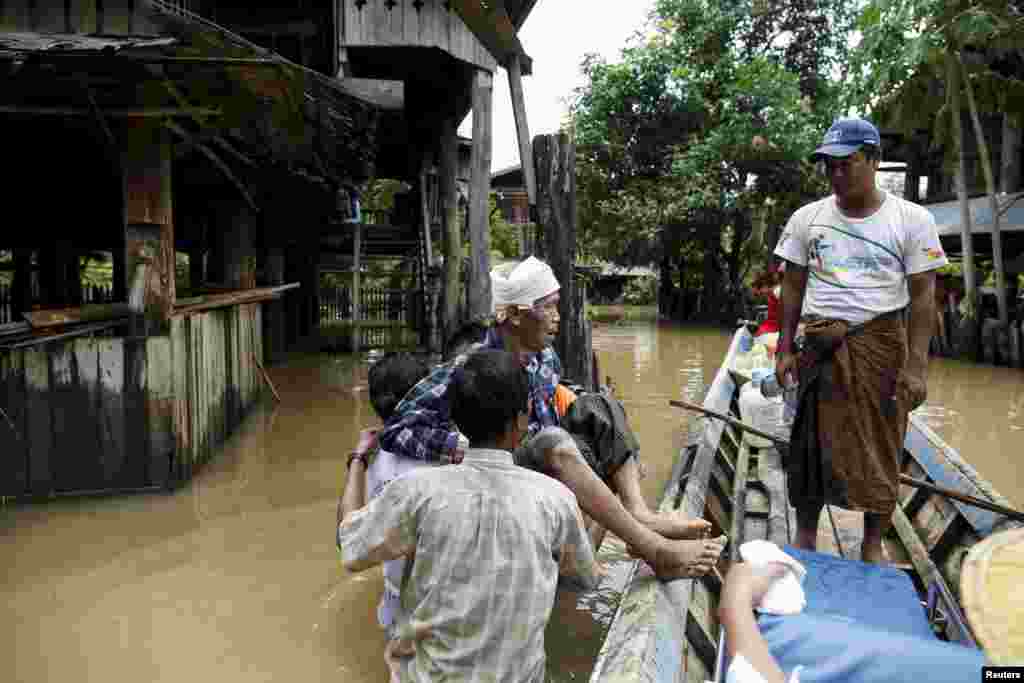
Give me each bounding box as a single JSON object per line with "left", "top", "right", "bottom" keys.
{"left": 772, "top": 118, "right": 947, "bottom": 563}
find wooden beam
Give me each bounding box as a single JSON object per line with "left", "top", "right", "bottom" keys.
{"left": 0, "top": 105, "right": 221, "bottom": 117}
{"left": 507, "top": 53, "right": 536, "bottom": 212}
{"left": 165, "top": 121, "right": 258, "bottom": 212}
{"left": 467, "top": 69, "right": 493, "bottom": 320}
{"left": 449, "top": 0, "right": 532, "bottom": 75}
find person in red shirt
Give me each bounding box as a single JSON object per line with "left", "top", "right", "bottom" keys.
{"left": 752, "top": 267, "right": 783, "bottom": 337}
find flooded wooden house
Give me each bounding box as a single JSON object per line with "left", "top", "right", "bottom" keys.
{"left": 0, "top": 0, "right": 541, "bottom": 499}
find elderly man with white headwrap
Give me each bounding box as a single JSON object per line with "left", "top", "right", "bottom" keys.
{"left": 374, "top": 257, "right": 726, "bottom": 581}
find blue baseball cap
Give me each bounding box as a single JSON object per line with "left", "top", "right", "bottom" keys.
{"left": 810, "top": 118, "right": 881, "bottom": 160}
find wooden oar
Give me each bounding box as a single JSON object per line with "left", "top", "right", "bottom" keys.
{"left": 669, "top": 399, "right": 1024, "bottom": 524}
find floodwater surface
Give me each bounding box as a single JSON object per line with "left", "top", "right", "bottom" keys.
{"left": 3, "top": 321, "right": 1022, "bottom": 682}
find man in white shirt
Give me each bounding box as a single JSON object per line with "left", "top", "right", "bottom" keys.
{"left": 773, "top": 117, "right": 947, "bottom": 564}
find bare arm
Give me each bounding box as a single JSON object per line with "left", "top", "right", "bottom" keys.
{"left": 718, "top": 563, "right": 789, "bottom": 683}
{"left": 777, "top": 263, "right": 808, "bottom": 354}
{"left": 906, "top": 272, "right": 936, "bottom": 379}
{"left": 336, "top": 428, "right": 377, "bottom": 527}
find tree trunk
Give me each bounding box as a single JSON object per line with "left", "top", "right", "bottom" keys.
{"left": 535, "top": 133, "right": 592, "bottom": 390}
{"left": 948, "top": 50, "right": 979, "bottom": 359}
{"left": 961, "top": 54, "right": 1008, "bottom": 334}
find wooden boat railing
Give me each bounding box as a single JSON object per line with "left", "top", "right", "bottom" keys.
{"left": 589, "top": 327, "right": 1021, "bottom": 683}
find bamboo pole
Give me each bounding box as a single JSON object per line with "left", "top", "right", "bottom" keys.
{"left": 668, "top": 399, "right": 1024, "bottom": 523}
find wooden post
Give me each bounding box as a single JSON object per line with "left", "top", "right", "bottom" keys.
{"left": 508, "top": 54, "right": 537, "bottom": 211}
{"left": 264, "top": 247, "right": 285, "bottom": 364}
{"left": 467, "top": 69, "right": 494, "bottom": 320}
{"left": 121, "top": 120, "right": 174, "bottom": 334}
{"left": 534, "top": 132, "right": 593, "bottom": 391}
{"left": 440, "top": 116, "right": 461, "bottom": 349}
{"left": 351, "top": 222, "right": 362, "bottom": 352}
{"left": 11, "top": 248, "right": 33, "bottom": 318}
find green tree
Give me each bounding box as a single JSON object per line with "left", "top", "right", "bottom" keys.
{"left": 849, "top": 0, "right": 1024, "bottom": 335}
{"left": 570, "top": 0, "right": 850, "bottom": 320}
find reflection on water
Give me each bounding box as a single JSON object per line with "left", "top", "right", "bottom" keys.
{"left": 3, "top": 323, "right": 1022, "bottom": 683}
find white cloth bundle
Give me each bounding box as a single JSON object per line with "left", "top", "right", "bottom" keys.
{"left": 490, "top": 257, "right": 560, "bottom": 321}
{"left": 738, "top": 540, "right": 807, "bottom": 615}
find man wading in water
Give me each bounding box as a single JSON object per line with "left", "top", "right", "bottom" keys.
{"left": 377, "top": 256, "right": 726, "bottom": 579}
{"left": 773, "top": 118, "right": 947, "bottom": 563}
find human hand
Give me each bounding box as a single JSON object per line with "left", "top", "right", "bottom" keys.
{"left": 721, "top": 562, "right": 788, "bottom": 611}
{"left": 355, "top": 428, "right": 378, "bottom": 456}
{"left": 897, "top": 370, "right": 927, "bottom": 411}
{"left": 775, "top": 351, "right": 797, "bottom": 387}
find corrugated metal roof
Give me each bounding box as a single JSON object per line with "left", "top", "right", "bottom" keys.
{"left": 927, "top": 193, "right": 1024, "bottom": 235}
{"left": 0, "top": 32, "right": 177, "bottom": 57}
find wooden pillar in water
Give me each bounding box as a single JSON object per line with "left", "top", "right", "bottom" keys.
{"left": 467, "top": 69, "right": 493, "bottom": 320}
{"left": 508, "top": 53, "right": 538, "bottom": 258}
{"left": 440, "top": 116, "right": 461, "bottom": 349}
{"left": 11, "top": 248, "right": 33, "bottom": 318}
{"left": 351, "top": 222, "right": 362, "bottom": 352}
{"left": 121, "top": 119, "right": 175, "bottom": 335}
{"left": 534, "top": 132, "right": 593, "bottom": 391}
{"left": 264, "top": 247, "right": 285, "bottom": 363}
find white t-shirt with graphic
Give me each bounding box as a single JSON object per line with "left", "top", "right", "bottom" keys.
{"left": 774, "top": 192, "right": 948, "bottom": 326}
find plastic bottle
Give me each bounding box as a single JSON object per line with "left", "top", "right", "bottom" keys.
{"left": 782, "top": 376, "right": 799, "bottom": 425}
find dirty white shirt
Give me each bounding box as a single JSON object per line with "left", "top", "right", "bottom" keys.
{"left": 775, "top": 192, "right": 948, "bottom": 326}
{"left": 338, "top": 447, "right": 600, "bottom": 683}
{"left": 364, "top": 448, "right": 434, "bottom": 638}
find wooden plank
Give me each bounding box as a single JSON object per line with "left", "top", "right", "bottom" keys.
{"left": 124, "top": 337, "right": 149, "bottom": 488}
{"left": 95, "top": 339, "right": 125, "bottom": 485}
{"left": 49, "top": 344, "right": 76, "bottom": 493}
{"left": 24, "top": 349, "right": 52, "bottom": 495}
{"left": 758, "top": 446, "right": 791, "bottom": 548}
{"left": 71, "top": 338, "right": 105, "bottom": 489}
{"left": 729, "top": 441, "right": 751, "bottom": 560}
{"left": 23, "top": 304, "right": 133, "bottom": 329}
{"left": 69, "top": 0, "right": 98, "bottom": 33}
{"left": 905, "top": 417, "right": 1002, "bottom": 534}
{"left": 0, "top": 350, "right": 28, "bottom": 497}
{"left": 403, "top": 0, "right": 421, "bottom": 44}
{"left": 168, "top": 319, "right": 187, "bottom": 484}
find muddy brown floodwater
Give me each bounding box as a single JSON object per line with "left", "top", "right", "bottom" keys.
{"left": 3, "top": 321, "right": 1023, "bottom": 682}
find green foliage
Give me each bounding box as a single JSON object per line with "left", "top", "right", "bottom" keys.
{"left": 488, "top": 195, "right": 522, "bottom": 260}
{"left": 622, "top": 276, "right": 659, "bottom": 305}
{"left": 570, "top": 0, "right": 854, "bottom": 318}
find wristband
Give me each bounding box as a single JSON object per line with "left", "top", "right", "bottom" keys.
{"left": 347, "top": 452, "right": 368, "bottom": 470}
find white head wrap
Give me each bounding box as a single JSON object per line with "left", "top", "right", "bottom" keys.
{"left": 490, "top": 256, "right": 561, "bottom": 322}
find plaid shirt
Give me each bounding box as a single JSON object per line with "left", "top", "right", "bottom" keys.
{"left": 377, "top": 329, "right": 562, "bottom": 464}
{"left": 338, "top": 447, "right": 600, "bottom": 682}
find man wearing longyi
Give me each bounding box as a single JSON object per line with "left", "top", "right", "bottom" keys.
{"left": 773, "top": 117, "right": 946, "bottom": 563}
{"left": 377, "top": 256, "right": 726, "bottom": 579}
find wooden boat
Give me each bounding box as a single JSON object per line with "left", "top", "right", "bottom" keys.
{"left": 588, "top": 326, "right": 1022, "bottom": 682}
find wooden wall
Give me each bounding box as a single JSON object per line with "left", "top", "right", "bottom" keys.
{"left": 170, "top": 302, "right": 262, "bottom": 480}
{"left": 0, "top": 303, "right": 263, "bottom": 498}
{"left": 0, "top": 336, "right": 173, "bottom": 496}
{"left": 0, "top": 0, "right": 161, "bottom": 34}
{"left": 341, "top": 0, "right": 497, "bottom": 73}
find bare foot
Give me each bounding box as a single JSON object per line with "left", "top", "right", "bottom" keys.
{"left": 629, "top": 507, "right": 713, "bottom": 540}
{"left": 634, "top": 536, "right": 728, "bottom": 581}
